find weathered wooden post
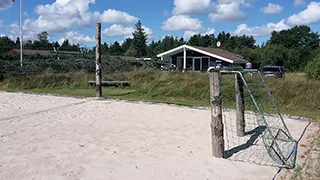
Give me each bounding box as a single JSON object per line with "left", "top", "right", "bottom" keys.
{"left": 96, "top": 23, "right": 102, "bottom": 97}
{"left": 209, "top": 69, "right": 224, "bottom": 158}
{"left": 235, "top": 73, "right": 245, "bottom": 137}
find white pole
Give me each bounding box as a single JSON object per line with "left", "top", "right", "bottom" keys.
{"left": 183, "top": 47, "right": 186, "bottom": 72}
{"left": 20, "top": 0, "right": 23, "bottom": 66}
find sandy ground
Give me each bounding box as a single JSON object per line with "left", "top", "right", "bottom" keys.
{"left": 0, "top": 92, "right": 316, "bottom": 180}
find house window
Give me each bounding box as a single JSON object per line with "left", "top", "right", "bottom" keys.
{"left": 202, "top": 57, "right": 209, "bottom": 71}
{"left": 210, "top": 59, "right": 217, "bottom": 66}
{"left": 186, "top": 58, "right": 193, "bottom": 70}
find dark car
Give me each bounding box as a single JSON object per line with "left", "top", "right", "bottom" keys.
{"left": 261, "top": 66, "right": 285, "bottom": 78}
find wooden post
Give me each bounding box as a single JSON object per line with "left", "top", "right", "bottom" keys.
{"left": 235, "top": 74, "right": 245, "bottom": 137}
{"left": 96, "top": 23, "right": 102, "bottom": 97}
{"left": 209, "top": 70, "right": 224, "bottom": 158}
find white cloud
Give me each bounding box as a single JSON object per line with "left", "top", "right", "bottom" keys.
{"left": 0, "top": 0, "right": 12, "bottom": 11}
{"left": 100, "top": 9, "right": 138, "bottom": 24}
{"left": 294, "top": 0, "right": 305, "bottom": 6}
{"left": 58, "top": 31, "right": 95, "bottom": 45}
{"left": 287, "top": 2, "right": 320, "bottom": 25}
{"left": 162, "top": 15, "right": 204, "bottom": 32}
{"left": 260, "top": 3, "right": 283, "bottom": 14}
{"left": 183, "top": 28, "right": 215, "bottom": 40}
{"left": 209, "top": 1, "right": 248, "bottom": 22}
{"left": 143, "top": 26, "right": 153, "bottom": 37}
{"left": 5, "top": 23, "right": 37, "bottom": 41}
{"left": 216, "top": 0, "right": 251, "bottom": 7}
{"left": 3, "top": 0, "right": 140, "bottom": 42}
{"left": 26, "top": 0, "right": 97, "bottom": 33}
{"left": 203, "top": 28, "right": 216, "bottom": 35}
{"left": 184, "top": 31, "right": 200, "bottom": 40}
{"left": 103, "top": 24, "right": 153, "bottom": 40}
{"left": 233, "top": 20, "right": 290, "bottom": 37}
{"left": 172, "top": 0, "right": 210, "bottom": 15}
{"left": 103, "top": 24, "right": 135, "bottom": 37}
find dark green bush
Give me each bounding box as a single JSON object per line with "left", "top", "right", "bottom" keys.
{"left": 305, "top": 52, "right": 320, "bottom": 80}
{"left": 0, "top": 54, "right": 150, "bottom": 76}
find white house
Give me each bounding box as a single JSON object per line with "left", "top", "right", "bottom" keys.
{"left": 157, "top": 45, "right": 248, "bottom": 72}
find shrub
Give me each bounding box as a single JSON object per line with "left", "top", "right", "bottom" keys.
{"left": 305, "top": 52, "right": 320, "bottom": 79}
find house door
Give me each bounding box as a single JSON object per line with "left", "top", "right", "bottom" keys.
{"left": 193, "top": 58, "right": 201, "bottom": 71}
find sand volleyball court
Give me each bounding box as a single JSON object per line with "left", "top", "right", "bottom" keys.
{"left": 0, "top": 92, "right": 315, "bottom": 180}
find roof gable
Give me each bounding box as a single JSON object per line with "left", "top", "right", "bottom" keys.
{"left": 157, "top": 45, "right": 247, "bottom": 64}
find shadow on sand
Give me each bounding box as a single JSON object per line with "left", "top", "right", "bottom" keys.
{"left": 224, "top": 126, "right": 266, "bottom": 158}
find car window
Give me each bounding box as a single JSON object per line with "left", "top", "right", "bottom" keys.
{"left": 262, "top": 67, "right": 280, "bottom": 72}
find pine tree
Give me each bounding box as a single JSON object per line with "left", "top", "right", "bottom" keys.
{"left": 15, "top": 37, "right": 20, "bottom": 48}
{"left": 132, "top": 20, "right": 148, "bottom": 57}
{"left": 102, "top": 42, "right": 109, "bottom": 54}
{"left": 109, "top": 41, "right": 122, "bottom": 55}
{"left": 122, "top": 38, "right": 134, "bottom": 55}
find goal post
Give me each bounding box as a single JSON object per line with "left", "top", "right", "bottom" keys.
{"left": 209, "top": 70, "right": 224, "bottom": 158}
{"left": 235, "top": 73, "right": 245, "bottom": 137}
{"left": 208, "top": 67, "right": 298, "bottom": 169}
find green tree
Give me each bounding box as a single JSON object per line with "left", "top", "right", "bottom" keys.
{"left": 37, "top": 31, "right": 49, "bottom": 42}
{"left": 0, "top": 36, "right": 14, "bottom": 47}
{"left": 161, "top": 35, "right": 175, "bottom": 51}
{"left": 102, "top": 42, "right": 109, "bottom": 54}
{"left": 268, "top": 25, "right": 320, "bottom": 71}
{"left": 53, "top": 41, "right": 60, "bottom": 48}
{"left": 260, "top": 44, "right": 287, "bottom": 67}
{"left": 32, "top": 40, "right": 41, "bottom": 49}
{"left": 188, "top": 34, "right": 201, "bottom": 46}
{"left": 243, "top": 48, "right": 263, "bottom": 69}
{"left": 217, "top": 32, "right": 231, "bottom": 46}
{"left": 200, "top": 34, "right": 214, "bottom": 47}
{"left": 132, "top": 20, "right": 148, "bottom": 57}
{"left": 121, "top": 38, "right": 133, "bottom": 55}
{"left": 305, "top": 50, "right": 320, "bottom": 79}
{"left": 24, "top": 40, "right": 33, "bottom": 49}
{"left": 177, "top": 37, "right": 185, "bottom": 46}
{"left": 60, "top": 39, "right": 71, "bottom": 50}
{"left": 269, "top": 26, "right": 319, "bottom": 49}
{"left": 15, "top": 37, "right": 20, "bottom": 48}
{"left": 37, "top": 31, "right": 52, "bottom": 49}
{"left": 147, "top": 40, "right": 162, "bottom": 57}
{"left": 124, "top": 46, "right": 136, "bottom": 57}
{"left": 109, "top": 41, "right": 123, "bottom": 55}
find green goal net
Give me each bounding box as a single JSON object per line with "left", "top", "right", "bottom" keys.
{"left": 218, "top": 69, "right": 297, "bottom": 169}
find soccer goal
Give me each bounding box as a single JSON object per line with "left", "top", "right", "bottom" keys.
{"left": 208, "top": 67, "right": 297, "bottom": 169}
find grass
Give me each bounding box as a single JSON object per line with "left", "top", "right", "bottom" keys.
{"left": 288, "top": 125, "right": 320, "bottom": 180}
{"left": 291, "top": 166, "right": 303, "bottom": 180}
{"left": 0, "top": 69, "right": 319, "bottom": 120}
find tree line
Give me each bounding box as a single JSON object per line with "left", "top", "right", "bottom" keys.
{"left": 0, "top": 31, "right": 81, "bottom": 53}
{"left": 0, "top": 20, "right": 319, "bottom": 74}
{"left": 104, "top": 23, "right": 320, "bottom": 72}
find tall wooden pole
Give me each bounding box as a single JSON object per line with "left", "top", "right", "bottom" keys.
{"left": 209, "top": 70, "right": 224, "bottom": 158}
{"left": 95, "top": 23, "right": 102, "bottom": 97}
{"left": 235, "top": 74, "right": 245, "bottom": 137}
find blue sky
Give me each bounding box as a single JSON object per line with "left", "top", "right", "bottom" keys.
{"left": 0, "top": 0, "right": 319, "bottom": 48}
